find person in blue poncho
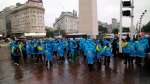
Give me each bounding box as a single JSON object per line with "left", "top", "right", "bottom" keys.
{"left": 79, "top": 39, "right": 86, "bottom": 55}
{"left": 52, "top": 40, "right": 58, "bottom": 58}
{"left": 135, "top": 39, "right": 146, "bottom": 64}
{"left": 11, "top": 41, "right": 21, "bottom": 65}
{"left": 140, "top": 36, "right": 149, "bottom": 52}
{"left": 57, "top": 41, "right": 65, "bottom": 63}
{"left": 45, "top": 42, "right": 53, "bottom": 69}
{"left": 84, "top": 39, "right": 96, "bottom": 71}
{"left": 103, "top": 42, "right": 112, "bottom": 66}
{"left": 26, "top": 40, "right": 31, "bottom": 58}
{"left": 70, "top": 40, "right": 78, "bottom": 63}
{"left": 86, "top": 46, "right": 95, "bottom": 71}
{"left": 79, "top": 38, "right": 86, "bottom": 64}
{"left": 122, "top": 39, "right": 130, "bottom": 64}
{"left": 10, "top": 41, "right": 17, "bottom": 60}
{"left": 96, "top": 40, "right": 103, "bottom": 64}
{"left": 30, "top": 41, "right": 35, "bottom": 59}
{"left": 21, "top": 40, "right": 27, "bottom": 60}
{"left": 128, "top": 40, "right": 136, "bottom": 64}
{"left": 35, "top": 42, "right": 44, "bottom": 63}
{"left": 64, "top": 39, "right": 69, "bottom": 59}
{"left": 68, "top": 40, "right": 73, "bottom": 62}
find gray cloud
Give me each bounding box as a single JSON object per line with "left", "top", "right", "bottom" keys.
{"left": 0, "top": 0, "right": 150, "bottom": 27}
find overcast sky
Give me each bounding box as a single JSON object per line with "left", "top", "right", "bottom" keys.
{"left": 0, "top": 0, "right": 150, "bottom": 27}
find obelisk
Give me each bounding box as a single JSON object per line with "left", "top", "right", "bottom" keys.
{"left": 79, "top": 0, "right": 98, "bottom": 38}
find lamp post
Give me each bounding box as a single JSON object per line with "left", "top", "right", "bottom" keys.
{"left": 119, "top": 0, "right": 123, "bottom": 53}
{"left": 139, "top": 10, "right": 147, "bottom": 33}
{"left": 136, "top": 21, "right": 140, "bottom": 33}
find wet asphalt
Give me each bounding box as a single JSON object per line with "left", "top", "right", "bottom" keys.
{"left": 0, "top": 47, "right": 150, "bottom": 84}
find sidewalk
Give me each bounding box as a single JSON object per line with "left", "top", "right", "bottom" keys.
{"left": 0, "top": 42, "right": 9, "bottom": 47}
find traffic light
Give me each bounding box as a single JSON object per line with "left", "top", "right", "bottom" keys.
{"left": 122, "top": 1, "right": 131, "bottom": 7}
{"left": 122, "top": 10, "right": 131, "bottom": 16}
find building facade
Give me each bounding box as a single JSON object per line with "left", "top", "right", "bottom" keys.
{"left": 10, "top": 0, "right": 45, "bottom": 34}
{"left": 53, "top": 10, "right": 78, "bottom": 34}
{"left": 112, "top": 18, "right": 120, "bottom": 29}
{"left": 0, "top": 6, "right": 15, "bottom": 36}
{"left": 0, "top": 12, "right": 6, "bottom": 35}
{"left": 98, "top": 21, "right": 113, "bottom": 33}
{"left": 79, "top": 0, "right": 98, "bottom": 38}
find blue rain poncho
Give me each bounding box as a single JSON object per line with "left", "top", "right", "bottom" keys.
{"left": 135, "top": 41, "right": 145, "bottom": 58}
{"left": 103, "top": 39, "right": 110, "bottom": 46}
{"left": 30, "top": 43, "right": 35, "bottom": 55}
{"left": 64, "top": 40, "right": 69, "bottom": 50}
{"left": 45, "top": 46, "right": 53, "bottom": 61}
{"left": 52, "top": 41, "right": 58, "bottom": 52}
{"left": 140, "top": 37, "right": 149, "bottom": 51}
{"left": 86, "top": 47, "right": 95, "bottom": 64}
{"left": 128, "top": 41, "right": 136, "bottom": 57}
{"left": 26, "top": 42, "right": 30, "bottom": 55}
{"left": 96, "top": 44, "right": 103, "bottom": 59}
{"left": 10, "top": 41, "right": 17, "bottom": 55}
{"left": 26, "top": 41, "right": 32, "bottom": 56}
{"left": 70, "top": 40, "right": 77, "bottom": 56}
{"left": 84, "top": 39, "right": 96, "bottom": 64}
{"left": 36, "top": 44, "right": 44, "bottom": 55}
{"left": 79, "top": 39, "right": 86, "bottom": 51}
{"left": 57, "top": 42, "right": 64, "bottom": 57}
{"left": 122, "top": 42, "right": 130, "bottom": 54}
{"left": 103, "top": 46, "right": 113, "bottom": 57}
{"left": 45, "top": 51, "right": 53, "bottom": 61}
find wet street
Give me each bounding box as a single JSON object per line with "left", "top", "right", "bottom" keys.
{"left": 0, "top": 46, "right": 150, "bottom": 84}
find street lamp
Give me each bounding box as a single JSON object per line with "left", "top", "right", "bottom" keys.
{"left": 136, "top": 20, "right": 139, "bottom": 33}
{"left": 139, "top": 10, "right": 147, "bottom": 33}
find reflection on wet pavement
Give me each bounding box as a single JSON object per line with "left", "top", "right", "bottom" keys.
{"left": 0, "top": 47, "right": 150, "bottom": 84}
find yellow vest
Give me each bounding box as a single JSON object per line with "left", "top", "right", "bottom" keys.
{"left": 121, "top": 41, "right": 127, "bottom": 48}
{"left": 37, "top": 46, "right": 43, "bottom": 51}
{"left": 96, "top": 45, "right": 101, "bottom": 51}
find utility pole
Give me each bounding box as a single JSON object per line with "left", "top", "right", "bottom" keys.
{"left": 130, "top": 0, "right": 134, "bottom": 40}
{"left": 119, "top": 0, "right": 123, "bottom": 53}
{"left": 136, "top": 21, "right": 139, "bottom": 33}
{"left": 139, "top": 15, "right": 143, "bottom": 33}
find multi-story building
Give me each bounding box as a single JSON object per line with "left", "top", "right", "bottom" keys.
{"left": 0, "top": 12, "right": 6, "bottom": 35}
{"left": 98, "top": 21, "right": 112, "bottom": 33}
{"left": 107, "top": 25, "right": 113, "bottom": 33}
{"left": 10, "top": 0, "right": 45, "bottom": 35}
{"left": 112, "top": 18, "right": 120, "bottom": 29}
{"left": 98, "top": 21, "right": 109, "bottom": 28}
{"left": 53, "top": 10, "right": 78, "bottom": 34}
{"left": 0, "top": 6, "right": 15, "bottom": 36}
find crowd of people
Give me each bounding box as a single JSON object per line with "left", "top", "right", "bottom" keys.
{"left": 9, "top": 35, "right": 150, "bottom": 71}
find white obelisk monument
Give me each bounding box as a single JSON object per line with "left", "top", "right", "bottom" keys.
{"left": 79, "top": 0, "right": 98, "bottom": 38}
